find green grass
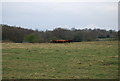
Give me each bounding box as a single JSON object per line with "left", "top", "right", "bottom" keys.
{"left": 2, "top": 41, "right": 118, "bottom": 79}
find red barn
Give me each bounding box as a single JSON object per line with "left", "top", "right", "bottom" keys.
{"left": 50, "top": 40, "right": 72, "bottom": 43}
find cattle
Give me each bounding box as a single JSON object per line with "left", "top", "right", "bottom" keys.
{"left": 50, "top": 40, "right": 72, "bottom": 43}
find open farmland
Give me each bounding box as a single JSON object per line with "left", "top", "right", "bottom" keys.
{"left": 2, "top": 41, "right": 118, "bottom": 79}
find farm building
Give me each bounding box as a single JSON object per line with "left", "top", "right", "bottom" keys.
{"left": 50, "top": 40, "right": 72, "bottom": 43}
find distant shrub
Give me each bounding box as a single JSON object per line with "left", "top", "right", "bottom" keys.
{"left": 24, "top": 33, "right": 39, "bottom": 43}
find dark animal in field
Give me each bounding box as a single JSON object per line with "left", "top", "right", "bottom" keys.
{"left": 50, "top": 40, "right": 72, "bottom": 43}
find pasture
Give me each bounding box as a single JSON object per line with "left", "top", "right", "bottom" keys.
{"left": 2, "top": 41, "right": 118, "bottom": 79}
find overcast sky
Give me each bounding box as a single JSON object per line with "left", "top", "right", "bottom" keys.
{"left": 1, "top": 0, "right": 119, "bottom": 31}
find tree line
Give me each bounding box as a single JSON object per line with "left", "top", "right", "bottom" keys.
{"left": 1, "top": 24, "right": 118, "bottom": 43}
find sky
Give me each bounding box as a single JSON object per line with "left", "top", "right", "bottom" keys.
{"left": 1, "top": 0, "right": 119, "bottom": 31}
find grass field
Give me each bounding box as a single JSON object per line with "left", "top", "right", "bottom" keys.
{"left": 2, "top": 41, "right": 118, "bottom": 79}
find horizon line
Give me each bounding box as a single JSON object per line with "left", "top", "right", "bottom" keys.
{"left": 0, "top": 24, "right": 118, "bottom": 31}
